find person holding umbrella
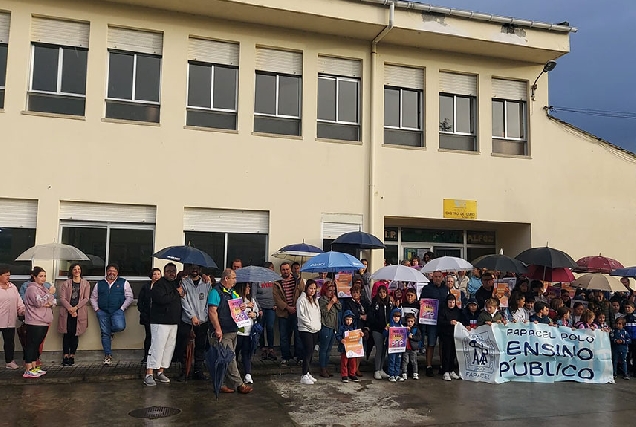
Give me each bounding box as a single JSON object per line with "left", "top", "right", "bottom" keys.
{"left": 208, "top": 269, "right": 253, "bottom": 394}
{"left": 144, "top": 263, "right": 184, "bottom": 386}
{"left": 57, "top": 263, "right": 90, "bottom": 366}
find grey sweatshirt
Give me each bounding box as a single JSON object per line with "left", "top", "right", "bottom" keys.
{"left": 255, "top": 281, "right": 276, "bottom": 309}
{"left": 180, "top": 276, "right": 213, "bottom": 324}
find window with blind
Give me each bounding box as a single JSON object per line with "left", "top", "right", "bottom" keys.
{"left": 384, "top": 64, "right": 424, "bottom": 147}
{"left": 253, "top": 47, "right": 302, "bottom": 136}
{"left": 439, "top": 72, "right": 478, "bottom": 151}
{"left": 106, "top": 27, "right": 163, "bottom": 123}
{"left": 492, "top": 78, "right": 528, "bottom": 156}
{"left": 186, "top": 37, "right": 239, "bottom": 130}
{"left": 28, "top": 17, "right": 89, "bottom": 116}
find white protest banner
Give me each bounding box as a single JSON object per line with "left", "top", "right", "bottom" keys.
{"left": 454, "top": 323, "right": 613, "bottom": 384}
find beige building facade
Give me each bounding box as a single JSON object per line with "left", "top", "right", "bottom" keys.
{"left": 0, "top": 0, "right": 634, "bottom": 352}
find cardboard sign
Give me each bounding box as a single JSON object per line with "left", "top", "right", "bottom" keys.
{"left": 388, "top": 327, "right": 408, "bottom": 354}
{"left": 228, "top": 298, "right": 251, "bottom": 328}
{"left": 335, "top": 273, "right": 352, "bottom": 298}
{"left": 419, "top": 299, "right": 439, "bottom": 325}
{"left": 343, "top": 329, "right": 365, "bottom": 358}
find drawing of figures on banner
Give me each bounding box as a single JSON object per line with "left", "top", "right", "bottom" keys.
{"left": 419, "top": 298, "right": 439, "bottom": 325}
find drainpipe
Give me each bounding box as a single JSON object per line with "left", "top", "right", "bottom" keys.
{"left": 369, "top": 1, "right": 393, "bottom": 268}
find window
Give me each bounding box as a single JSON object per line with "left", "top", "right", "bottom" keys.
{"left": 317, "top": 56, "right": 362, "bottom": 141}
{"left": 383, "top": 65, "right": 425, "bottom": 147}
{"left": 0, "top": 13, "right": 10, "bottom": 109}
{"left": 28, "top": 18, "right": 89, "bottom": 116}
{"left": 186, "top": 38, "right": 239, "bottom": 130}
{"left": 254, "top": 47, "right": 302, "bottom": 136}
{"left": 185, "top": 231, "right": 267, "bottom": 277}
{"left": 439, "top": 72, "right": 478, "bottom": 151}
{"left": 0, "top": 227, "right": 36, "bottom": 276}
{"left": 492, "top": 78, "right": 528, "bottom": 156}
{"left": 106, "top": 27, "right": 162, "bottom": 123}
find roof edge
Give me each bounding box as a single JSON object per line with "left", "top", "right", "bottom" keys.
{"left": 545, "top": 111, "right": 636, "bottom": 162}
{"left": 357, "top": 0, "right": 577, "bottom": 33}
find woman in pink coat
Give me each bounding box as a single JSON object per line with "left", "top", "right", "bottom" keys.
{"left": 57, "top": 263, "right": 90, "bottom": 366}
{"left": 0, "top": 265, "right": 26, "bottom": 369}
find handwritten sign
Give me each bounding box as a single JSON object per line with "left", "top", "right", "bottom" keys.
{"left": 335, "top": 273, "right": 352, "bottom": 298}
{"left": 228, "top": 298, "right": 251, "bottom": 328}
{"left": 454, "top": 323, "right": 613, "bottom": 384}
{"left": 388, "top": 327, "right": 408, "bottom": 354}
{"left": 419, "top": 298, "right": 439, "bottom": 325}
{"left": 343, "top": 329, "right": 364, "bottom": 358}
{"left": 443, "top": 199, "right": 477, "bottom": 220}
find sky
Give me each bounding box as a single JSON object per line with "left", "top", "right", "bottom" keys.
{"left": 414, "top": 0, "right": 636, "bottom": 152}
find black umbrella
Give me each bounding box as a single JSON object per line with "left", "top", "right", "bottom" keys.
{"left": 249, "top": 322, "right": 264, "bottom": 356}
{"left": 332, "top": 231, "right": 385, "bottom": 249}
{"left": 515, "top": 246, "right": 577, "bottom": 269}
{"left": 473, "top": 254, "right": 527, "bottom": 274}
{"left": 205, "top": 341, "right": 235, "bottom": 399}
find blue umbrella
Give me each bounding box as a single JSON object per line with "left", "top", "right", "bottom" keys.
{"left": 153, "top": 245, "right": 218, "bottom": 268}
{"left": 332, "top": 231, "right": 385, "bottom": 249}
{"left": 300, "top": 251, "right": 365, "bottom": 273}
{"left": 610, "top": 266, "right": 636, "bottom": 278}
{"left": 235, "top": 266, "right": 282, "bottom": 283}
{"left": 249, "top": 322, "right": 264, "bottom": 356}
{"left": 272, "top": 243, "right": 323, "bottom": 263}
{"left": 205, "top": 342, "right": 236, "bottom": 399}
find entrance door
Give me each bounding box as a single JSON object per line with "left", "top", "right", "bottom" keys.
{"left": 433, "top": 246, "right": 462, "bottom": 258}
{"left": 403, "top": 246, "right": 432, "bottom": 262}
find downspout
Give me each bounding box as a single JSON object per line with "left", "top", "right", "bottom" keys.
{"left": 369, "top": 1, "right": 393, "bottom": 267}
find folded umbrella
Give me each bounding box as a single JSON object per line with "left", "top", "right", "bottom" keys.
{"left": 371, "top": 265, "right": 429, "bottom": 283}
{"left": 300, "top": 251, "right": 365, "bottom": 273}
{"left": 421, "top": 256, "right": 472, "bottom": 273}
{"left": 235, "top": 266, "right": 282, "bottom": 283}
{"left": 153, "top": 245, "right": 218, "bottom": 268}
{"left": 249, "top": 322, "right": 264, "bottom": 356}
{"left": 205, "top": 341, "right": 236, "bottom": 399}
{"left": 332, "top": 231, "right": 385, "bottom": 249}
{"left": 515, "top": 246, "right": 577, "bottom": 269}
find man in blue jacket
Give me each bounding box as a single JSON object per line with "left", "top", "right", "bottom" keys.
{"left": 419, "top": 270, "right": 448, "bottom": 377}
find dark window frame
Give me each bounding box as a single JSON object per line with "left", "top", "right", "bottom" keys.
{"left": 317, "top": 74, "right": 361, "bottom": 141}
{"left": 253, "top": 70, "right": 302, "bottom": 136}
{"left": 492, "top": 98, "right": 527, "bottom": 141}
{"left": 384, "top": 85, "right": 423, "bottom": 147}
{"left": 0, "top": 43, "right": 7, "bottom": 109}
{"left": 186, "top": 61, "right": 238, "bottom": 130}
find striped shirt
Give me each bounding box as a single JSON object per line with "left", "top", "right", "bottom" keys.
{"left": 280, "top": 276, "right": 296, "bottom": 306}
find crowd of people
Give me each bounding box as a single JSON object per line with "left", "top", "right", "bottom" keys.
{"left": 0, "top": 254, "right": 635, "bottom": 390}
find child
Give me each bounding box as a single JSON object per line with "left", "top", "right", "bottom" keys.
{"left": 571, "top": 301, "right": 585, "bottom": 325}
{"left": 525, "top": 296, "right": 536, "bottom": 317}
{"left": 336, "top": 310, "right": 359, "bottom": 383}
{"left": 530, "top": 280, "right": 547, "bottom": 303}
{"left": 530, "top": 301, "right": 552, "bottom": 325}
{"left": 549, "top": 298, "right": 563, "bottom": 321}
{"left": 555, "top": 306, "right": 571, "bottom": 327}
{"left": 610, "top": 317, "right": 631, "bottom": 380}
{"left": 438, "top": 294, "right": 462, "bottom": 381}
{"left": 574, "top": 309, "right": 596, "bottom": 329}
{"left": 595, "top": 312, "right": 610, "bottom": 332}
{"left": 400, "top": 313, "right": 421, "bottom": 380}
{"left": 477, "top": 298, "right": 505, "bottom": 326}
{"left": 385, "top": 308, "right": 404, "bottom": 382}
{"left": 609, "top": 298, "right": 624, "bottom": 328}
{"left": 461, "top": 297, "right": 479, "bottom": 329}
{"left": 508, "top": 293, "right": 528, "bottom": 323}
{"left": 623, "top": 302, "right": 636, "bottom": 376}
{"left": 392, "top": 289, "right": 403, "bottom": 308}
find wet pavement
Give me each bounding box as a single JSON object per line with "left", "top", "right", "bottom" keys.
{"left": 1, "top": 372, "right": 636, "bottom": 426}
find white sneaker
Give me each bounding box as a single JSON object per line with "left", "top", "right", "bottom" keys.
{"left": 413, "top": 373, "right": 419, "bottom": 380}
{"left": 401, "top": 373, "right": 408, "bottom": 380}
{"left": 388, "top": 376, "right": 397, "bottom": 382}
{"left": 397, "top": 375, "right": 405, "bottom": 382}
{"left": 449, "top": 372, "right": 461, "bottom": 380}
{"left": 300, "top": 374, "right": 314, "bottom": 385}
{"left": 380, "top": 370, "right": 389, "bottom": 379}
{"left": 308, "top": 374, "right": 318, "bottom": 382}
{"left": 374, "top": 371, "right": 382, "bottom": 380}
{"left": 244, "top": 374, "right": 253, "bottom": 384}
{"left": 443, "top": 372, "right": 451, "bottom": 381}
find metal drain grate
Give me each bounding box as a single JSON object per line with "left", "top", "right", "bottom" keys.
{"left": 129, "top": 406, "right": 181, "bottom": 420}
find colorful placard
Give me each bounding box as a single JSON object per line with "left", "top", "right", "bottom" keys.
{"left": 388, "top": 327, "right": 408, "bottom": 354}
{"left": 343, "top": 329, "right": 365, "bottom": 358}
{"left": 335, "top": 273, "right": 353, "bottom": 298}
{"left": 494, "top": 281, "right": 510, "bottom": 308}
{"left": 450, "top": 289, "right": 462, "bottom": 308}
{"left": 228, "top": 298, "right": 251, "bottom": 328}
{"left": 419, "top": 298, "right": 439, "bottom": 325}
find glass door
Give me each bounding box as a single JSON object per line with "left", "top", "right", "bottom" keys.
{"left": 403, "top": 246, "right": 433, "bottom": 262}
{"left": 433, "top": 246, "right": 462, "bottom": 258}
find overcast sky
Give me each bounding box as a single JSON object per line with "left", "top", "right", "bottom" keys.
{"left": 414, "top": 0, "right": 636, "bottom": 152}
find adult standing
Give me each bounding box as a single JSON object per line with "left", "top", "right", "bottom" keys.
{"left": 57, "top": 263, "right": 90, "bottom": 366}
{"left": 419, "top": 270, "right": 449, "bottom": 377}
{"left": 0, "top": 266, "right": 25, "bottom": 370}
{"left": 144, "top": 263, "right": 183, "bottom": 386}
{"left": 273, "top": 262, "right": 304, "bottom": 365}
{"left": 176, "top": 264, "right": 212, "bottom": 381}
{"left": 475, "top": 272, "right": 495, "bottom": 311}
{"left": 466, "top": 267, "right": 482, "bottom": 299}
{"left": 90, "top": 263, "right": 134, "bottom": 365}
{"left": 297, "top": 279, "right": 321, "bottom": 385}
{"left": 208, "top": 268, "right": 253, "bottom": 394}
{"left": 318, "top": 280, "right": 341, "bottom": 377}
{"left": 368, "top": 284, "right": 392, "bottom": 380}
{"left": 256, "top": 262, "right": 277, "bottom": 361}
{"left": 138, "top": 268, "right": 161, "bottom": 364}
{"left": 231, "top": 259, "right": 243, "bottom": 270}
{"left": 359, "top": 259, "right": 372, "bottom": 304}
{"left": 23, "top": 267, "right": 55, "bottom": 378}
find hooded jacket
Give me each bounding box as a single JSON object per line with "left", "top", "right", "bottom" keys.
{"left": 368, "top": 295, "right": 392, "bottom": 333}
{"left": 384, "top": 308, "right": 403, "bottom": 337}
{"left": 438, "top": 303, "right": 462, "bottom": 337}
{"left": 180, "top": 276, "right": 213, "bottom": 325}
{"left": 336, "top": 310, "right": 357, "bottom": 353}
{"left": 296, "top": 292, "right": 321, "bottom": 333}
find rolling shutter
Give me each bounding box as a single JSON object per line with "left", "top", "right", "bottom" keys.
{"left": 0, "top": 12, "right": 10, "bottom": 44}
{"left": 492, "top": 78, "right": 527, "bottom": 101}
{"left": 255, "top": 47, "right": 302, "bottom": 75}
{"left": 188, "top": 37, "right": 239, "bottom": 66}
{"left": 384, "top": 64, "right": 424, "bottom": 90}
{"left": 31, "top": 16, "right": 90, "bottom": 48}
{"left": 321, "top": 213, "right": 362, "bottom": 239}
{"left": 318, "top": 56, "right": 362, "bottom": 78}
{"left": 439, "top": 72, "right": 477, "bottom": 96}
{"left": 60, "top": 201, "right": 156, "bottom": 223}
{"left": 0, "top": 198, "right": 38, "bottom": 228}
{"left": 184, "top": 208, "right": 269, "bottom": 234}
{"left": 107, "top": 27, "right": 163, "bottom": 55}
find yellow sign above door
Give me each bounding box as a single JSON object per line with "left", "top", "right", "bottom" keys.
{"left": 443, "top": 199, "right": 477, "bottom": 220}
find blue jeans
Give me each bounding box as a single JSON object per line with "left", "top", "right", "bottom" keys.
{"left": 387, "top": 352, "right": 402, "bottom": 377}
{"left": 96, "top": 309, "right": 126, "bottom": 356}
{"left": 613, "top": 345, "right": 628, "bottom": 376}
{"left": 319, "top": 326, "right": 336, "bottom": 368}
{"left": 278, "top": 314, "right": 303, "bottom": 361}
{"left": 260, "top": 308, "right": 276, "bottom": 349}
